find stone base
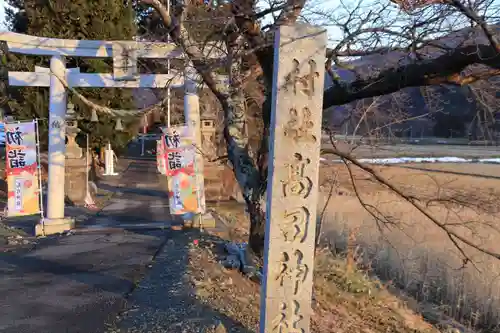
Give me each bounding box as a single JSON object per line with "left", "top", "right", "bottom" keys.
{"left": 202, "top": 212, "right": 216, "bottom": 228}
{"left": 66, "top": 155, "right": 92, "bottom": 206}
{"left": 182, "top": 220, "right": 194, "bottom": 229}
{"left": 35, "top": 218, "right": 75, "bottom": 237}
{"left": 203, "top": 163, "right": 244, "bottom": 202}
{"left": 182, "top": 213, "right": 216, "bottom": 229}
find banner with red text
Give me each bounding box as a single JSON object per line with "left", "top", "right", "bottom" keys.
{"left": 156, "top": 139, "right": 167, "bottom": 175}
{"left": 163, "top": 126, "right": 200, "bottom": 215}
{"left": 5, "top": 121, "right": 41, "bottom": 217}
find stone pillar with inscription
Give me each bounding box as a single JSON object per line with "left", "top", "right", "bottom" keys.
{"left": 260, "top": 24, "right": 327, "bottom": 333}
{"left": 184, "top": 65, "right": 206, "bottom": 226}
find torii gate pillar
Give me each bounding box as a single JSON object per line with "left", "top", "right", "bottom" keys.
{"left": 36, "top": 55, "right": 75, "bottom": 236}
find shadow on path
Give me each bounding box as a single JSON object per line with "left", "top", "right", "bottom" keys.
{"left": 98, "top": 183, "right": 169, "bottom": 199}
{"left": 113, "top": 229, "right": 253, "bottom": 333}
{"left": 0, "top": 230, "right": 165, "bottom": 333}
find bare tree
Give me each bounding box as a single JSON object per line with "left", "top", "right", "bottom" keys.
{"left": 15, "top": 0, "right": 468, "bottom": 260}
{"left": 467, "top": 80, "right": 500, "bottom": 142}
{"left": 134, "top": 0, "right": 500, "bottom": 257}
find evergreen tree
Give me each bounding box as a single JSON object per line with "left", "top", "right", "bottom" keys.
{"left": 5, "top": 0, "right": 138, "bottom": 153}
{"left": 0, "top": 42, "right": 11, "bottom": 120}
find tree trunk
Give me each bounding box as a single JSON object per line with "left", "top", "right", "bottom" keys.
{"left": 247, "top": 98, "right": 272, "bottom": 257}
{"left": 220, "top": 86, "right": 268, "bottom": 256}
{"left": 248, "top": 198, "right": 266, "bottom": 257}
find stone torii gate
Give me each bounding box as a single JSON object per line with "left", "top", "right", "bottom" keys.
{"left": 0, "top": 32, "right": 225, "bottom": 236}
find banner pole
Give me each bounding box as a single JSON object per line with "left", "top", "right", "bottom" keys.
{"left": 86, "top": 134, "right": 89, "bottom": 197}
{"left": 35, "top": 119, "right": 45, "bottom": 223}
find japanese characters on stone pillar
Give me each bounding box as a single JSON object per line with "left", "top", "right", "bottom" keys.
{"left": 112, "top": 41, "right": 139, "bottom": 81}
{"left": 184, "top": 65, "right": 206, "bottom": 216}
{"left": 260, "top": 24, "right": 327, "bottom": 333}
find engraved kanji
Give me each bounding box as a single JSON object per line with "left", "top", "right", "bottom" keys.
{"left": 121, "top": 48, "right": 130, "bottom": 71}
{"left": 282, "top": 207, "right": 310, "bottom": 243}
{"left": 284, "top": 107, "right": 316, "bottom": 142}
{"left": 284, "top": 59, "right": 320, "bottom": 98}
{"left": 275, "top": 250, "right": 309, "bottom": 295}
{"left": 282, "top": 153, "right": 312, "bottom": 198}
{"left": 272, "top": 300, "right": 305, "bottom": 333}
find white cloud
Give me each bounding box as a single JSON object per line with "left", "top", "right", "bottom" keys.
{"left": 0, "top": 1, "right": 9, "bottom": 31}
{"left": 0, "top": 2, "right": 5, "bottom": 29}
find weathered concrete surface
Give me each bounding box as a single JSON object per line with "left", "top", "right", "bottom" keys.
{"left": 203, "top": 163, "right": 244, "bottom": 203}
{"left": 0, "top": 232, "right": 163, "bottom": 333}
{"left": 79, "top": 160, "right": 182, "bottom": 231}
{"left": 260, "top": 24, "right": 327, "bottom": 333}
{"left": 0, "top": 160, "right": 174, "bottom": 333}
{"left": 109, "top": 229, "right": 253, "bottom": 333}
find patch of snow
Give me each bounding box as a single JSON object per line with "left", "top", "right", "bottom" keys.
{"left": 359, "top": 157, "right": 470, "bottom": 164}
{"left": 320, "top": 156, "right": 500, "bottom": 165}
{"left": 478, "top": 158, "right": 500, "bottom": 164}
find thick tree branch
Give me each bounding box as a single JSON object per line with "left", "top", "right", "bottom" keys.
{"left": 448, "top": 0, "right": 500, "bottom": 50}
{"left": 275, "top": 0, "right": 307, "bottom": 26}
{"left": 231, "top": 0, "right": 272, "bottom": 85}
{"left": 141, "top": 0, "right": 223, "bottom": 99}
{"left": 323, "top": 43, "right": 500, "bottom": 108}
{"left": 141, "top": 2, "right": 263, "bottom": 246}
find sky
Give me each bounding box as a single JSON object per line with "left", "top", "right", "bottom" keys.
{"left": 0, "top": 0, "right": 8, "bottom": 30}
{"left": 0, "top": 0, "right": 342, "bottom": 34}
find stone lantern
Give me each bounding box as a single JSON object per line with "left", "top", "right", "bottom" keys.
{"left": 64, "top": 101, "right": 90, "bottom": 205}
{"left": 200, "top": 110, "right": 217, "bottom": 162}
{"left": 65, "top": 101, "right": 83, "bottom": 159}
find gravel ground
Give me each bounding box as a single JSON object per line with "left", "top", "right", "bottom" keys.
{"left": 109, "top": 229, "right": 253, "bottom": 333}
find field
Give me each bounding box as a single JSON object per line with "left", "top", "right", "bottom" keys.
{"left": 323, "top": 140, "right": 500, "bottom": 159}
{"left": 318, "top": 162, "right": 500, "bottom": 332}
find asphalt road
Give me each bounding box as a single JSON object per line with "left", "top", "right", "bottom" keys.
{"left": 81, "top": 160, "right": 180, "bottom": 231}
{"left": 0, "top": 160, "right": 178, "bottom": 333}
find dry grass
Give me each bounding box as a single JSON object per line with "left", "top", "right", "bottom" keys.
{"left": 190, "top": 209, "right": 439, "bottom": 333}
{"left": 318, "top": 163, "right": 500, "bottom": 332}
{"left": 313, "top": 248, "right": 438, "bottom": 333}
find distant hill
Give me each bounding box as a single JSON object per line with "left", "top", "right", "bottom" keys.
{"left": 323, "top": 25, "right": 500, "bottom": 139}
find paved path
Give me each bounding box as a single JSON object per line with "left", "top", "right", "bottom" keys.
{"left": 0, "top": 160, "right": 175, "bottom": 333}
{"left": 109, "top": 230, "right": 253, "bottom": 333}
{"left": 80, "top": 160, "right": 180, "bottom": 232}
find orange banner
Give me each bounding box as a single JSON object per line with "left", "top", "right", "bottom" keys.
{"left": 5, "top": 121, "right": 41, "bottom": 217}
{"left": 157, "top": 139, "right": 167, "bottom": 175}
{"left": 163, "top": 126, "right": 200, "bottom": 215}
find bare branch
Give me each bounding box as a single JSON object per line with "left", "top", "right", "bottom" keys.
{"left": 320, "top": 146, "right": 500, "bottom": 261}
